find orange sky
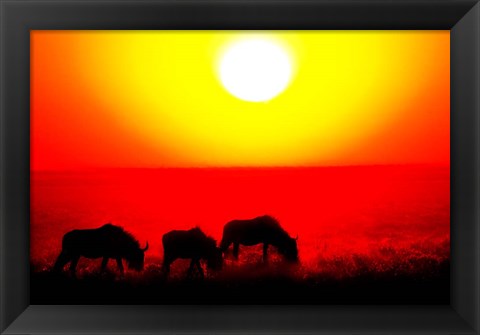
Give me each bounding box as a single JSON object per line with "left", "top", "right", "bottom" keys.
{"left": 31, "top": 31, "right": 449, "bottom": 170}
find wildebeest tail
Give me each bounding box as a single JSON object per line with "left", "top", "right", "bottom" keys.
{"left": 218, "top": 238, "right": 227, "bottom": 251}
{"left": 219, "top": 230, "right": 232, "bottom": 251}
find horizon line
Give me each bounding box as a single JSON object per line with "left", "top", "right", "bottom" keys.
{"left": 31, "top": 163, "right": 450, "bottom": 173}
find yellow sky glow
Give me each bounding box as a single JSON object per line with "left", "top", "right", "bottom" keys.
{"left": 31, "top": 31, "right": 449, "bottom": 169}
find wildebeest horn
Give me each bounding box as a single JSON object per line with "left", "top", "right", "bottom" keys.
{"left": 142, "top": 241, "right": 149, "bottom": 251}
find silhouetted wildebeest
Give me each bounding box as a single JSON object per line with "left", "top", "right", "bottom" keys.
{"left": 162, "top": 227, "right": 223, "bottom": 279}
{"left": 53, "top": 223, "right": 148, "bottom": 277}
{"left": 220, "top": 215, "right": 298, "bottom": 263}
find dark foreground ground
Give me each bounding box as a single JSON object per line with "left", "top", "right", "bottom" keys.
{"left": 31, "top": 260, "right": 449, "bottom": 304}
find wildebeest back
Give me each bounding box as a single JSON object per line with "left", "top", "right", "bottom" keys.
{"left": 162, "top": 228, "right": 214, "bottom": 260}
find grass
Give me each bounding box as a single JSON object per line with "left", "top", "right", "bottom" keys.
{"left": 31, "top": 240, "right": 449, "bottom": 304}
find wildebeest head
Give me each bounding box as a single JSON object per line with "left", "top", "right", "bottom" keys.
{"left": 206, "top": 246, "right": 223, "bottom": 271}
{"left": 126, "top": 241, "right": 149, "bottom": 271}
{"left": 278, "top": 236, "right": 299, "bottom": 263}
{"left": 204, "top": 236, "right": 223, "bottom": 271}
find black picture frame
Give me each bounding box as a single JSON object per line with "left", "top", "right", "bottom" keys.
{"left": 1, "top": 0, "right": 479, "bottom": 333}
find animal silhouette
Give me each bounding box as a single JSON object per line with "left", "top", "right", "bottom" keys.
{"left": 53, "top": 223, "right": 148, "bottom": 277}
{"left": 162, "top": 227, "right": 223, "bottom": 279}
{"left": 220, "top": 215, "right": 298, "bottom": 263}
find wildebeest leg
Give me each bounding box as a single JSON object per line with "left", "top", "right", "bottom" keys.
{"left": 116, "top": 258, "right": 124, "bottom": 275}
{"left": 187, "top": 259, "right": 196, "bottom": 279}
{"left": 53, "top": 251, "right": 70, "bottom": 273}
{"left": 195, "top": 260, "right": 204, "bottom": 278}
{"left": 162, "top": 258, "right": 172, "bottom": 276}
{"left": 69, "top": 255, "right": 80, "bottom": 278}
{"left": 263, "top": 244, "right": 269, "bottom": 263}
{"left": 233, "top": 243, "right": 240, "bottom": 260}
{"left": 100, "top": 257, "right": 109, "bottom": 273}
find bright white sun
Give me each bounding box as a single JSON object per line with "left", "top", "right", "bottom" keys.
{"left": 219, "top": 39, "right": 293, "bottom": 102}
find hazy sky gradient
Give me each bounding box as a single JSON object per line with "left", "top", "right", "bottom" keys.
{"left": 31, "top": 31, "right": 449, "bottom": 170}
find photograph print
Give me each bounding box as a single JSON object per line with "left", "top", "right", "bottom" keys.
{"left": 30, "top": 30, "right": 450, "bottom": 304}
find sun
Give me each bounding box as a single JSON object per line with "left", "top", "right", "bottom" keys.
{"left": 218, "top": 39, "right": 293, "bottom": 102}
